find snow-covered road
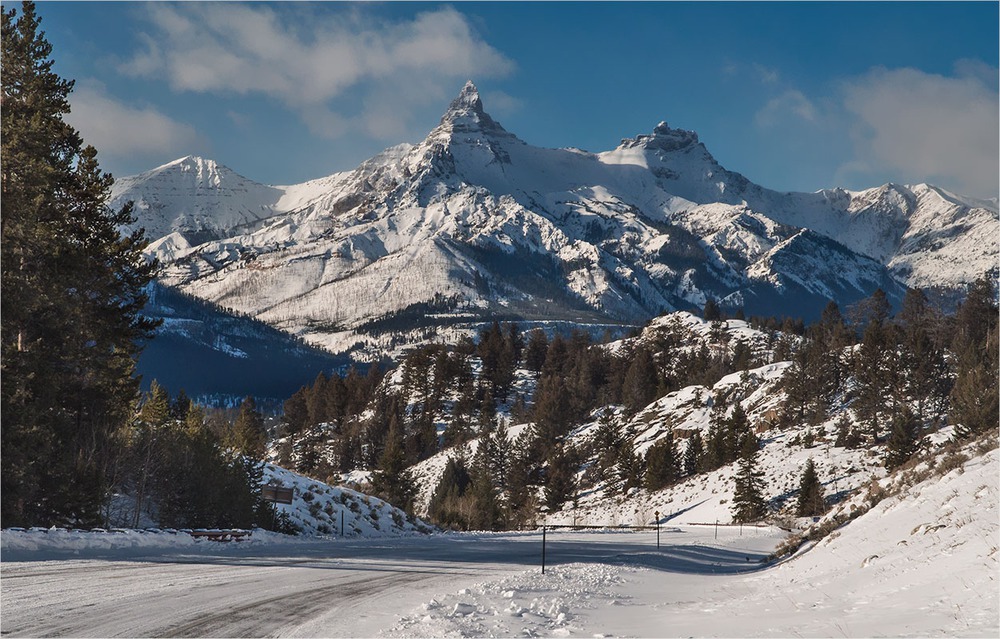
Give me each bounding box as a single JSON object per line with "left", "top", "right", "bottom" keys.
{"left": 1, "top": 527, "right": 779, "bottom": 637}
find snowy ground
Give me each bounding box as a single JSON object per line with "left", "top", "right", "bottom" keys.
{"left": 4, "top": 445, "right": 997, "bottom": 638}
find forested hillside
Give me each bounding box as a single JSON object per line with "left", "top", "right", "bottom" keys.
{"left": 270, "top": 279, "right": 998, "bottom": 530}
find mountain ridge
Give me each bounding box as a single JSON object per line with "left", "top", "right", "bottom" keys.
{"left": 113, "top": 82, "right": 997, "bottom": 360}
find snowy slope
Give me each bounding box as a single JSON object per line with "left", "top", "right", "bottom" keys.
{"left": 385, "top": 443, "right": 998, "bottom": 638}
{"left": 261, "top": 463, "right": 432, "bottom": 537}
{"left": 110, "top": 156, "right": 286, "bottom": 243}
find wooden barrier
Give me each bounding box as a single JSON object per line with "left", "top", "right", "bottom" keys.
{"left": 187, "top": 529, "right": 252, "bottom": 542}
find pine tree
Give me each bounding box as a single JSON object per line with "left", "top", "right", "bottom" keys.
{"left": 703, "top": 298, "right": 722, "bottom": 321}
{"left": 884, "top": 406, "right": 922, "bottom": 470}
{"left": 524, "top": 328, "right": 549, "bottom": 373}
{"left": 731, "top": 434, "right": 767, "bottom": 523}
{"left": 622, "top": 346, "right": 658, "bottom": 414}
{"left": 139, "top": 381, "right": 172, "bottom": 427}
{"left": 371, "top": 422, "right": 417, "bottom": 512}
{"left": 282, "top": 387, "right": 310, "bottom": 436}
{"left": 616, "top": 438, "right": 644, "bottom": 494}
{"left": 543, "top": 443, "right": 576, "bottom": 512}
{"left": 427, "top": 456, "right": 471, "bottom": 529}
{"left": 950, "top": 340, "right": 1000, "bottom": 439}
{"left": 170, "top": 389, "right": 192, "bottom": 422}
{"left": 683, "top": 430, "right": 704, "bottom": 476}
{"left": 532, "top": 374, "right": 571, "bottom": 442}
{"left": 469, "top": 441, "right": 502, "bottom": 531}
{"left": 949, "top": 276, "right": 999, "bottom": 440}
{"left": 644, "top": 432, "right": 679, "bottom": 491}
{"left": 1, "top": 1, "right": 159, "bottom": 527}
{"left": 796, "top": 458, "right": 825, "bottom": 516}
{"left": 227, "top": 396, "right": 267, "bottom": 459}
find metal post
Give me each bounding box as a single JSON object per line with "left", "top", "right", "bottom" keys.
{"left": 715, "top": 519, "right": 718, "bottom": 540}
{"left": 541, "top": 525, "right": 547, "bottom": 575}
{"left": 655, "top": 510, "right": 660, "bottom": 549}
{"left": 740, "top": 521, "right": 743, "bottom": 536}
{"left": 341, "top": 510, "right": 344, "bottom": 537}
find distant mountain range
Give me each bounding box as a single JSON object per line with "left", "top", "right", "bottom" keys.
{"left": 114, "top": 81, "right": 998, "bottom": 364}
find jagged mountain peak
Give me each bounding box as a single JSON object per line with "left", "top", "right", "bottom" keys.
{"left": 135, "top": 155, "right": 254, "bottom": 189}
{"left": 435, "top": 80, "right": 509, "bottom": 137}
{"left": 618, "top": 120, "right": 701, "bottom": 152}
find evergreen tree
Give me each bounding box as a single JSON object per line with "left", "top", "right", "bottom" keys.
{"left": 139, "top": 381, "right": 171, "bottom": 427}
{"left": 282, "top": 387, "right": 310, "bottom": 436}
{"left": 469, "top": 441, "right": 502, "bottom": 530}
{"left": 622, "top": 346, "right": 657, "bottom": 414}
{"left": 227, "top": 396, "right": 267, "bottom": 459}
{"left": 884, "top": 406, "right": 922, "bottom": 470}
{"left": 796, "top": 458, "right": 825, "bottom": 516}
{"left": 683, "top": 430, "right": 704, "bottom": 476}
{"left": 543, "top": 443, "right": 576, "bottom": 512}
{"left": 170, "top": 389, "right": 192, "bottom": 422}
{"left": 726, "top": 402, "right": 753, "bottom": 462}
{"left": 949, "top": 276, "right": 999, "bottom": 440}
{"left": 644, "top": 432, "right": 679, "bottom": 491}
{"left": 616, "top": 438, "right": 644, "bottom": 494}
{"left": 731, "top": 433, "right": 767, "bottom": 523}
{"left": 427, "top": 456, "right": 472, "bottom": 529}
{"left": 950, "top": 339, "right": 1000, "bottom": 439}
{"left": 532, "top": 374, "right": 571, "bottom": 441}
{"left": 371, "top": 422, "right": 417, "bottom": 512}
{"left": 1, "top": 1, "right": 159, "bottom": 526}
{"left": 703, "top": 298, "right": 722, "bottom": 321}
{"left": 524, "top": 328, "right": 549, "bottom": 373}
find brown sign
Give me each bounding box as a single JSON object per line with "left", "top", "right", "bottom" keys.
{"left": 262, "top": 485, "right": 294, "bottom": 504}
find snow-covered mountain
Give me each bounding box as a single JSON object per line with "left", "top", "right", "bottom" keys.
{"left": 116, "top": 82, "right": 997, "bottom": 358}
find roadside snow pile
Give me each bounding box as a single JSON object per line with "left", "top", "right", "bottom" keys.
{"left": 384, "top": 562, "right": 635, "bottom": 638}
{"left": 263, "top": 463, "right": 433, "bottom": 537}
{"left": 0, "top": 527, "right": 305, "bottom": 558}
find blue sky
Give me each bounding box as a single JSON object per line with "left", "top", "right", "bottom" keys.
{"left": 31, "top": 1, "right": 1000, "bottom": 198}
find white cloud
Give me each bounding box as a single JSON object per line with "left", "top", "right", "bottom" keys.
{"left": 752, "top": 63, "right": 780, "bottom": 85}
{"left": 839, "top": 65, "right": 999, "bottom": 198}
{"left": 120, "top": 3, "right": 514, "bottom": 140}
{"left": 66, "top": 82, "right": 202, "bottom": 162}
{"left": 755, "top": 89, "right": 818, "bottom": 128}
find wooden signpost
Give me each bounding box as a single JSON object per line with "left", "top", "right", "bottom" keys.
{"left": 262, "top": 484, "right": 294, "bottom": 504}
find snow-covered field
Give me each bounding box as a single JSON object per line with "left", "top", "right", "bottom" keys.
{"left": 3, "top": 446, "right": 996, "bottom": 637}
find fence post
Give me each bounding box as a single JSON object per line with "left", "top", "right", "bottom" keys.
{"left": 541, "top": 525, "right": 547, "bottom": 575}
{"left": 654, "top": 510, "right": 660, "bottom": 549}
{"left": 715, "top": 519, "right": 718, "bottom": 540}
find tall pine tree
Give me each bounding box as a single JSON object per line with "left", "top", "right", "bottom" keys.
{"left": 796, "top": 458, "right": 825, "bottom": 517}
{"left": 1, "top": 2, "right": 159, "bottom": 526}
{"left": 731, "top": 433, "right": 768, "bottom": 523}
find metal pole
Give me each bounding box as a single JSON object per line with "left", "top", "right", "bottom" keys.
{"left": 541, "top": 525, "right": 547, "bottom": 575}
{"left": 655, "top": 510, "right": 660, "bottom": 548}
{"left": 341, "top": 510, "right": 345, "bottom": 537}
{"left": 740, "top": 521, "right": 743, "bottom": 536}
{"left": 715, "top": 519, "right": 718, "bottom": 540}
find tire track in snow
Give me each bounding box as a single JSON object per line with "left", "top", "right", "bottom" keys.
{"left": 161, "top": 571, "right": 410, "bottom": 637}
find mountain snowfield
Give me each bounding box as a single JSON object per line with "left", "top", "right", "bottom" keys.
{"left": 112, "top": 82, "right": 998, "bottom": 360}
